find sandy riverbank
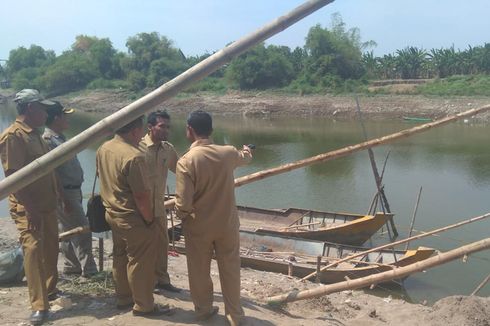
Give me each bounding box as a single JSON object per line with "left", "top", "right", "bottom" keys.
{"left": 1, "top": 218, "right": 489, "bottom": 326}
{"left": 29, "top": 89, "right": 490, "bottom": 122}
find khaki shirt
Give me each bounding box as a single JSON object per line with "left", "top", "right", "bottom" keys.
{"left": 0, "top": 118, "right": 58, "bottom": 214}
{"left": 139, "top": 134, "right": 178, "bottom": 218}
{"left": 96, "top": 135, "right": 150, "bottom": 227}
{"left": 43, "top": 127, "right": 84, "bottom": 187}
{"left": 175, "top": 139, "right": 252, "bottom": 236}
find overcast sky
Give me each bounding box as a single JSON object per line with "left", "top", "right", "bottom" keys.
{"left": 1, "top": 0, "right": 489, "bottom": 60}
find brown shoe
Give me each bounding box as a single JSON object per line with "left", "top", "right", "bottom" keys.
{"left": 132, "top": 304, "right": 174, "bottom": 317}
{"left": 196, "top": 306, "right": 219, "bottom": 321}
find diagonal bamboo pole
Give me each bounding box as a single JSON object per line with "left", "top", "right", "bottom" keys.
{"left": 267, "top": 237, "right": 490, "bottom": 304}
{"left": 0, "top": 0, "right": 335, "bottom": 201}
{"left": 355, "top": 96, "right": 397, "bottom": 237}
{"left": 300, "top": 212, "right": 490, "bottom": 282}
{"left": 164, "top": 104, "right": 490, "bottom": 209}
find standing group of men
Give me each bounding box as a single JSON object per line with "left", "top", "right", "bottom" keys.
{"left": 0, "top": 89, "right": 252, "bottom": 326}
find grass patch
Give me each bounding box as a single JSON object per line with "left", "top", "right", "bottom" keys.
{"left": 59, "top": 271, "right": 115, "bottom": 296}
{"left": 416, "top": 75, "right": 490, "bottom": 96}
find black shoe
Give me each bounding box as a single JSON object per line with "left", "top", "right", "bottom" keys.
{"left": 116, "top": 302, "right": 134, "bottom": 310}
{"left": 155, "top": 283, "right": 181, "bottom": 293}
{"left": 132, "top": 304, "right": 174, "bottom": 317}
{"left": 47, "top": 290, "right": 63, "bottom": 302}
{"left": 196, "top": 306, "right": 219, "bottom": 321}
{"left": 29, "top": 310, "right": 49, "bottom": 325}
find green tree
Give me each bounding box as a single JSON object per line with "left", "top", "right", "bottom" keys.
{"left": 303, "top": 13, "right": 371, "bottom": 86}
{"left": 123, "top": 32, "right": 184, "bottom": 74}
{"left": 72, "top": 35, "right": 122, "bottom": 79}
{"left": 7, "top": 45, "right": 55, "bottom": 73}
{"left": 41, "top": 52, "right": 97, "bottom": 95}
{"left": 395, "top": 47, "right": 428, "bottom": 79}
{"left": 226, "top": 43, "right": 294, "bottom": 89}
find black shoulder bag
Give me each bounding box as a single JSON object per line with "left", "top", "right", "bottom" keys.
{"left": 86, "top": 171, "right": 111, "bottom": 233}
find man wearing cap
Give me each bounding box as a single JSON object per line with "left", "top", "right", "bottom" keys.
{"left": 139, "top": 110, "right": 180, "bottom": 293}
{"left": 175, "top": 110, "right": 252, "bottom": 325}
{"left": 0, "top": 89, "right": 59, "bottom": 325}
{"left": 43, "top": 102, "right": 98, "bottom": 278}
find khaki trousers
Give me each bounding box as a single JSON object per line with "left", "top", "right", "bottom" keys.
{"left": 12, "top": 210, "right": 59, "bottom": 311}
{"left": 58, "top": 188, "right": 97, "bottom": 275}
{"left": 107, "top": 214, "right": 158, "bottom": 312}
{"left": 184, "top": 223, "right": 244, "bottom": 324}
{"left": 155, "top": 215, "right": 170, "bottom": 285}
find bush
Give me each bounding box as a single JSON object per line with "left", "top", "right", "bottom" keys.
{"left": 87, "top": 78, "right": 127, "bottom": 89}
{"left": 127, "top": 71, "right": 146, "bottom": 91}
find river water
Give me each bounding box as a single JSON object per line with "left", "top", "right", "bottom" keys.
{"left": 1, "top": 100, "right": 489, "bottom": 303}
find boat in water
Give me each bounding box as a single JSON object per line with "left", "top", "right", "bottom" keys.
{"left": 237, "top": 205, "right": 393, "bottom": 246}
{"left": 171, "top": 229, "right": 435, "bottom": 285}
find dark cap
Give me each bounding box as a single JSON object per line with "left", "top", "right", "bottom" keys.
{"left": 45, "top": 101, "right": 75, "bottom": 125}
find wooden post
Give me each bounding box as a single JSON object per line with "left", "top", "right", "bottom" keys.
{"left": 98, "top": 238, "right": 104, "bottom": 272}
{"left": 288, "top": 262, "right": 293, "bottom": 276}
{"left": 267, "top": 238, "right": 490, "bottom": 304}
{"left": 0, "top": 0, "right": 337, "bottom": 201}
{"left": 300, "top": 212, "right": 490, "bottom": 282}
{"left": 315, "top": 256, "right": 322, "bottom": 283}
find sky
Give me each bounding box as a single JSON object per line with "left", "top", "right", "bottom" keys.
{"left": 1, "top": 0, "right": 489, "bottom": 61}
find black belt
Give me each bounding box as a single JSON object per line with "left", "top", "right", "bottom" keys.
{"left": 63, "top": 185, "right": 81, "bottom": 190}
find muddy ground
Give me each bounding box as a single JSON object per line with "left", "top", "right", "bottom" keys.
{"left": 47, "top": 89, "right": 490, "bottom": 121}
{"left": 2, "top": 88, "right": 490, "bottom": 120}
{"left": 1, "top": 218, "right": 489, "bottom": 326}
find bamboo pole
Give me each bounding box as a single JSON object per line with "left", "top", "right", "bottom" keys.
{"left": 267, "top": 238, "right": 490, "bottom": 304}
{"left": 300, "top": 212, "right": 490, "bottom": 282}
{"left": 58, "top": 225, "right": 90, "bottom": 242}
{"left": 405, "top": 186, "right": 423, "bottom": 251}
{"left": 471, "top": 272, "right": 490, "bottom": 296}
{"left": 355, "top": 96, "right": 397, "bottom": 237}
{"left": 0, "top": 0, "right": 336, "bottom": 201}
{"left": 164, "top": 104, "right": 490, "bottom": 209}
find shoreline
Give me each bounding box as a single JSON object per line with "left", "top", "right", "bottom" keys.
{"left": 1, "top": 218, "right": 489, "bottom": 325}
{"left": 2, "top": 89, "right": 489, "bottom": 121}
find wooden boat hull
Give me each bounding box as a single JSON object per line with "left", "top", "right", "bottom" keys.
{"left": 238, "top": 205, "right": 393, "bottom": 246}
{"left": 238, "top": 231, "right": 435, "bottom": 284}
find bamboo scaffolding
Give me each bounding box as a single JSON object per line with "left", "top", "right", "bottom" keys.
{"left": 267, "top": 238, "right": 490, "bottom": 304}
{"left": 163, "top": 104, "right": 490, "bottom": 209}
{"left": 300, "top": 212, "right": 490, "bottom": 282}
{"left": 0, "top": 0, "right": 336, "bottom": 201}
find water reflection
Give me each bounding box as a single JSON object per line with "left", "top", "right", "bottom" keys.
{"left": 1, "top": 101, "right": 490, "bottom": 303}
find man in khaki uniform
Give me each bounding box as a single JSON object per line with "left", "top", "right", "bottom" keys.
{"left": 96, "top": 116, "right": 172, "bottom": 317}
{"left": 139, "top": 110, "right": 180, "bottom": 292}
{"left": 175, "top": 110, "right": 252, "bottom": 325}
{"left": 0, "top": 89, "right": 59, "bottom": 326}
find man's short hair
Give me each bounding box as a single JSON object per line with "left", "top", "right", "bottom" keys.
{"left": 147, "top": 110, "right": 170, "bottom": 126}
{"left": 116, "top": 116, "right": 144, "bottom": 134}
{"left": 187, "top": 110, "right": 213, "bottom": 137}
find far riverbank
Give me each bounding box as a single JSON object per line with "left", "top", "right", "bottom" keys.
{"left": 3, "top": 89, "right": 490, "bottom": 121}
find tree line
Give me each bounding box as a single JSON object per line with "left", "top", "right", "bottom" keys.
{"left": 1, "top": 14, "right": 489, "bottom": 96}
